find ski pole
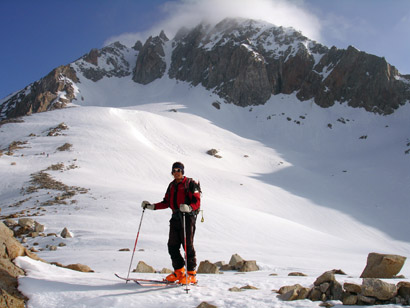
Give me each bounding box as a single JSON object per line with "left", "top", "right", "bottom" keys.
{"left": 126, "top": 208, "right": 146, "bottom": 282}
{"left": 182, "top": 212, "right": 189, "bottom": 293}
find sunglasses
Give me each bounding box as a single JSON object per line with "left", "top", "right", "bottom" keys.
{"left": 172, "top": 168, "right": 183, "bottom": 173}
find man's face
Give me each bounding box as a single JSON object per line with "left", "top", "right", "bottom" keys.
{"left": 172, "top": 168, "right": 183, "bottom": 181}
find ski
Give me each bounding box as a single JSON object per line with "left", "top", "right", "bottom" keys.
{"left": 115, "top": 273, "right": 178, "bottom": 287}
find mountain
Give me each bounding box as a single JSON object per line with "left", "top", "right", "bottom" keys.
{"left": 1, "top": 18, "right": 410, "bottom": 120}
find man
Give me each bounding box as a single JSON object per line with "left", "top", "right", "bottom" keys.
{"left": 141, "top": 162, "right": 201, "bottom": 284}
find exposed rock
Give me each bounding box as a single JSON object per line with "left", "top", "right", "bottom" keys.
{"left": 308, "top": 287, "right": 322, "bottom": 301}
{"left": 238, "top": 260, "right": 259, "bottom": 272}
{"left": 4, "top": 219, "right": 18, "bottom": 228}
{"left": 18, "top": 218, "right": 35, "bottom": 229}
{"left": 397, "top": 281, "right": 410, "bottom": 298}
{"left": 288, "top": 272, "right": 307, "bottom": 276}
{"left": 75, "top": 42, "right": 133, "bottom": 82}
{"left": 228, "top": 287, "right": 243, "bottom": 292}
{"left": 278, "top": 284, "right": 303, "bottom": 295}
{"left": 357, "top": 294, "right": 376, "bottom": 305}
{"left": 197, "top": 260, "right": 220, "bottom": 274}
{"left": 65, "top": 263, "right": 94, "bottom": 273}
{"left": 240, "top": 285, "right": 259, "bottom": 290}
{"left": 61, "top": 227, "right": 73, "bottom": 238}
{"left": 0, "top": 65, "right": 78, "bottom": 120}
{"left": 133, "top": 261, "right": 155, "bottom": 273}
{"left": 342, "top": 293, "right": 358, "bottom": 305}
{"left": 278, "top": 289, "right": 298, "bottom": 301}
{"left": 278, "top": 284, "right": 310, "bottom": 301}
{"left": 160, "top": 268, "right": 173, "bottom": 274}
{"left": 0, "top": 222, "right": 43, "bottom": 307}
{"left": 360, "top": 252, "right": 406, "bottom": 278}
{"left": 34, "top": 222, "right": 45, "bottom": 232}
{"left": 314, "top": 270, "right": 335, "bottom": 286}
{"left": 133, "top": 31, "right": 169, "bottom": 85}
{"left": 229, "top": 253, "right": 244, "bottom": 268}
{"left": 197, "top": 302, "right": 218, "bottom": 308}
{"left": 220, "top": 264, "right": 235, "bottom": 271}
{"left": 331, "top": 269, "right": 347, "bottom": 275}
{"left": 344, "top": 282, "right": 362, "bottom": 294}
{"left": 362, "top": 278, "right": 397, "bottom": 300}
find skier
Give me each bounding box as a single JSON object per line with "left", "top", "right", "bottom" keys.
{"left": 141, "top": 162, "right": 201, "bottom": 284}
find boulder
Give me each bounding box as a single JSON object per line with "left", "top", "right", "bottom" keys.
{"left": 288, "top": 272, "right": 307, "bottom": 276}
{"left": 160, "top": 268, "right": 173, "bottom": 274}
{"left": 197, "top": 260, "right": 220, "bottom": 274}
{"left": 342, "top": 293, "right": 358, "bottom": 305}
{"left": 314, "top": 270, "right": 335, "bottom": 286}
{"left": 278, "top": 284, "right": 304, "bottom": 295}
{"left": 133, "top": 261, "right": 155, "bottom": 273}
{"left": 397, "top": 281, "right": 410, "bottom": 298}
{"left": 278, "top": 289, "right": 299, "bottom": 301}
{"left": 228, "top": 287, "right": 243, "bottom": 292}
{"left": 18, "top": 218, "right": 35, "bottom": 229}
{"left": 238, "top": 260, "right": 259, "bottom": 272}
{"left": 34, "top": 222, "right": 45, "bottom": 233}
{"left": 278, "top": 284, "right": 310, "bottom": 301}
{"left": 344, "top": 282, "right": 362, "bottom": 294}
{"left": 65, "top": 263, "right": 94, "bottom": 273}
{"left": 361, "top": 278, "right": 397, "bottom": 300}
{"left": 220, "top": 264, "right": 235, "bottom": 271}
{"left": 360, "top": 252, "right": 406, "bottom": 278}
{"left": 60, "top": 227, "right": 73, "bottom": 238}
{"left": 357, "top": 294, "right": 376, "bottom": 305}
{"left": 229, "top": 254, "right": 244, "bottom": 268}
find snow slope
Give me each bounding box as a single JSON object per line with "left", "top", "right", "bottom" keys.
{"left": 1, "top": 75, "right": 409, "bottom": 307}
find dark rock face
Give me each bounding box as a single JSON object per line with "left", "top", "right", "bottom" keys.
{"left": 168, "top": 18, "right": 410, "bottom": 113}
{"left": 0, "top": 65, "right": 78, "bottom": 119}
{"left": 132, "top": 30, "right": 169, "bottom": 85}
{"left": 75, "top": 41, "right": 134, "bottom": 82}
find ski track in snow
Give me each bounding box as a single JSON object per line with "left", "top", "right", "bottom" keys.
{"left": 1, "top": 76, "right": 409, "bottom": 307}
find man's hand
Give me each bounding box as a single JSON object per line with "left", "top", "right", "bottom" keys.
{"left": 141, "top": 201, "right": 155, "bottom": 210}
{"left": 179, "top": 203, "right": 192, "bottom": 213}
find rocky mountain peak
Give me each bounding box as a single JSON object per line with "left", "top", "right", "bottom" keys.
{"left": 1, "top": 18, "right": 410, "bottom": 120}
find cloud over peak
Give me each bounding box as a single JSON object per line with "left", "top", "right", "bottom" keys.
{"left": 105, "top": 0, "right": 322, "bottom": 47}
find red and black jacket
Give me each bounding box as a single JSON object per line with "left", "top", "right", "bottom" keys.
{"left": 154, "top": 176, "right": 200, "bottom": 213}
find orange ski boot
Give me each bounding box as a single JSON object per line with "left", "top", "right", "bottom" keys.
{"left": 165, "top": 267, "right": 185, "bottom": 283}
{"left": 179, "top": 270, "right": 197, "bottom": 285}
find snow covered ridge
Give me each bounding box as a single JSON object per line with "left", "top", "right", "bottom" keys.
{"left": 2, "top": 17, "right": 410, "bottom": 121}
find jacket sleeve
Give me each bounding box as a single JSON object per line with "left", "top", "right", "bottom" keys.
{"left": 154, "top": 186, "right": 171, "bottom": 210}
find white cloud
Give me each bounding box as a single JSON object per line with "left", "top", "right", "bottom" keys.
{"left": 104, "top": 0, "right": 322, "bottom": 47}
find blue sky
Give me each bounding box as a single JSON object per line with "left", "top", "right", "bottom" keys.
{"left": 1, "top": 0, "right": 409, "bottom": 99}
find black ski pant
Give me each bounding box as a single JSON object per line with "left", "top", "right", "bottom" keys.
{"left": 168, "top": 214, "right": 197, "bottom": 271}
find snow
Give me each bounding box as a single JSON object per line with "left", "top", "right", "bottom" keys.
{"left": 1, "top": 75, "right": 410, "bottom": 307}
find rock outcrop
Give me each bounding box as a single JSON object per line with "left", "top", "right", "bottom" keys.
{"left": 360, "top": 252, "right": 407, "bottom": 278}
{"left": 0, "top": 222, "right": 43, "bottom": 307}
{"left": 75, "top": 41, "right": 134, "bottom": 82}
{"left": 132, "top": 31, "right": 169, "bottom": 85}
{"left": 0, "top": 65, "right": 78, "bottom": 119}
